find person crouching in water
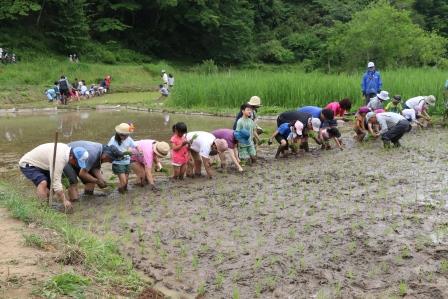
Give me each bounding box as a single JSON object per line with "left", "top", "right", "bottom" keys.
{"left": 268, "top": 120, "right": 304, "bottom": 158}
{"left": 131, "top": 140, "right": 170, "bottom": 190}
{"left": 366, "top": 112, "right": 411, "bottom": 148}
{"left": 235, "top": 103, "right": 258, "bottom": 164}
{"left": 108, "top": 123, "right": 136, "bottom": 193}
{"left": 171, "top": 122, "right": 189, "bottom": 180}
{"left": 211, "top": 128, "right": 250, "bottom": 172}
{"left": 317, "top": 127, "right": 343, "bottom": 150}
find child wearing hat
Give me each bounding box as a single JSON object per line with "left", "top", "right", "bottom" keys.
{"left": 268, "top": 121, "right": 303, "bottom": 158}
{"left": 171, "top": 122, "right": 189, "bottom": 180}
{"left": 385, "top": 95, "right": 403, "bottom": 113}
{"left": 131, "top": 140, "right": 170, "bottom": 190}
{"left": 108, "top": 123, "right": 136, "bottom": 193}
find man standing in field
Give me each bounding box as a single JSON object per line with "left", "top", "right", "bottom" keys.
{"left": 361, "top": 62, "right": 382, "bottom": 105}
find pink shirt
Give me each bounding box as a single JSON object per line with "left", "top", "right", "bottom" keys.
{"left": 131, "top": 139, "right": 155, "bottom": 168}
{"left": 325, "top": 102, "right": 345, "bottom": 117}
{"left": 170, "top": 134, "right": 189, "bottom": 164}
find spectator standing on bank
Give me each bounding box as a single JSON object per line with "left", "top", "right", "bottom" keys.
{"left": 361, "top": 62, "right": 382, "bottom": 105}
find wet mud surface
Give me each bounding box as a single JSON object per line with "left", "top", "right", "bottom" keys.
{"left": 71, "top": 126, "right": 448, "bottom": 298}
{"left": 2, "top": 111, "right": 448, "bottom": 298}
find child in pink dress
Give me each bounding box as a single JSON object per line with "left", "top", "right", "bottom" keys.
{"left": 170, "top": 122, "right": 189, "bottom": 179}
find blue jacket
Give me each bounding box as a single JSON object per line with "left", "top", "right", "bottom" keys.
{"left": 361, "top": 70, "right": 382, "bottom": 95}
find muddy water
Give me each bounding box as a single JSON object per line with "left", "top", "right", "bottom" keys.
{"left": 0, "top": 109, "right": 274, "bottom": 178}
{"left": 2, "top": 111, "right": 448, "bottom": 298}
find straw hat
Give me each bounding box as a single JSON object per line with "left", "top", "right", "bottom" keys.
{"left": 154, "top": 141, "right": 170, "bottom": 157}
{"left": 424, "top": 95, "right": 436, "bottom": 106}
{"left": 115, "top": 123, "right": 132, "bottom": 134}
{"left": 247, "top": 96, "right": 262, "bottom": 107}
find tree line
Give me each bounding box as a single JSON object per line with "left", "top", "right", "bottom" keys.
{"left": 0, "top": 0, "right": 447, "bottom": 70}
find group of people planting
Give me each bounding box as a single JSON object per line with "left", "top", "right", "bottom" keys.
{"left": 45, "top": 75, "right": 111, "bottom": 104}
{"left": 20, "top": 61, "right": 439, "bottom": 211}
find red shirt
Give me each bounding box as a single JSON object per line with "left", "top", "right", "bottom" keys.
{"left": 325, "top": 102, "right": 345, "bottom": 117}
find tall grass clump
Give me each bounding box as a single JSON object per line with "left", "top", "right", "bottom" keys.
{"left": 169, "top": 68, "right": 447, "bottom": 113}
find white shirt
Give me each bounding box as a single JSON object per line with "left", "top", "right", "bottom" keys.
{"left": 402, "top": 109, "right": 416, "bottom": 122}
{"left": 162, "top": 73, "right": 168, "bottom": 83}
{"left": 405, "top": 96, "right": 426, "bottom": 113}
{"left": 168, "top": 77, "right": 174, "bottom": 86}
{"left": 80, "top": 85, "right": 88, "bottom": 94}
{"left": 376, "top": 112, "right": 406, "bottom": 134}
{"left": 187, "top": 131, "right": 216, "bottom": 159}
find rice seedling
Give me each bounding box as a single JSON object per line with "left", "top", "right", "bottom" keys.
{"left": 214, "top": 272, "right": 225, "bottom": 289}
{"left": 233, "top": 286, "right": 240, "bottom": 299}
{"left": 196, "top": 282, "right": 206, "bottom": 297}
{"left": 192, "top": 255, "right": 199, "bottom": 270}
{"left": 175, "top": 264, "right": 183, "bottom": 281}
{"left": 439, "top": 259, "right": 448, "bottom": 273}
{"left": 398, "top": 281, "right": 408, "bottom": 296}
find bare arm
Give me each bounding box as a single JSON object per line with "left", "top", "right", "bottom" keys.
{"left": 78, "top": 169, "right": 98, "bottom": 184}
{"left": 144, "top": 166, "right": 155, "bottom": 186}
{"left": 228, "top": 149, "right": 243, "bottom": 172}
{"left": 202, "top": 157, "right": 213, "bottom": 178}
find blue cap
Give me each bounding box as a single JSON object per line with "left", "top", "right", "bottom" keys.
{"left": 72, "top": 147, "right": 89, "bottom": 169}
{"left": 234, "top": 129, "right": 250, "bottom": 145}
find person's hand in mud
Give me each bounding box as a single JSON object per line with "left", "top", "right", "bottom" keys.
{"left": 97, "top": 178, "right": 107, "bottom": 189}
{"left": 149, "top": 184, "right": 160, "bottom": 192}
{"left": 268, "top": 138, "right": 273, "bottom": 145}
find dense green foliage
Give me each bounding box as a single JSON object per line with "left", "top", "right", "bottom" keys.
{"left": 168, "top": 67, "right": 447, "bottom": 113}
{"left": 1, "top": 0, "right": 447, "bottom": 69}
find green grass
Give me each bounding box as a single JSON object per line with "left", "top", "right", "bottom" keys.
{"left": 0, "top": 57, "right": 171, "bottom": 106}
{"left": 38, "top": 272, "right": 90, "bottom": 298}
{"left": 23, "top": 233, "right": 45, "bottom": 249}
{"left": 168, "top": 68, "right": 447, "bottom": 114}
{"left": 0, "top": 182, "right": 145, "bottom": 296}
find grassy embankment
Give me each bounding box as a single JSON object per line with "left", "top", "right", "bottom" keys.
{"left": 0, "top": 182, "right": 146, "bottom": 297}
{"left": 1, "top": 57, "right": 446, "bottom": 115}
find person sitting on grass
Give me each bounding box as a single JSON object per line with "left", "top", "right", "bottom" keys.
{"left": 385, "top": 95, "right": 403, "bottom": 113}
{"left": 353, "top": 107, "right": 370, "bottom": 142}
{"left": 366, "top": 112, "right": 411, "bottom": 148}
{"left": 186, "top": 131, "right": 228, "bottom": 179}
{"left": 157, "top": 84, "right": 170, "bottom": 101}
{"left": 235, "top": 103, "right": 258, "bottom": 164}
{"left": 19, "top": 143, "right": 89, "bottom": 211}
{"left": 211, "top": 128, "right": 250, "bottom": 172}
{"left": 404, "top": 95, "right": 436, "bottom": 125}
{"left": 45, "top": 88, "right": 57, "bottom": 102}
{"left": 268, "top": 120, "right": 303, "bottom": 158}
{"left": 79, "top": 80, "right": 90, "bottom": 99}
{"left": 131, "top": 140, "right": 170, "bottom": 190}
{"left": 168, "top": 74, "right": 174, "bottom": 89}
{"left": 325, "top": 98, "right": 352, "bottom": 121}
{"left": 367, "top": 90, "right": 389, "bottom": 112}
{"left": 66, "top": 141, "right": 123, "bottom": 197}
{"left": 171, "top": 122, "right": 190, "bottom": 180}
{"left": 108, "top": 123, "right": 136, "bottom": 194}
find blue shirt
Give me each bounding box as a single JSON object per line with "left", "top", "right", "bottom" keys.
{"left": 297, "top": 106, "right": 322, "bottom": 118}
{"left": 361, "top": 70, "right": 382, "bottom": 94}
{"left": 277, "top": 123, "right": 291, "bottom": 137}
{"left": 108, "top": 136, "right": 136, "bottom": 165}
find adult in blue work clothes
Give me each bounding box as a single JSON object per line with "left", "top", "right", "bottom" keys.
{"left": 361, "top": 62, "right": 382, "bottom": 105}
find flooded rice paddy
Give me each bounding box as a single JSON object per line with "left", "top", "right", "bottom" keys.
{"left": 1, "top": 110, "right": 448, "bottom": 298}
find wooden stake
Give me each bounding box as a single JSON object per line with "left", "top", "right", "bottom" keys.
{"left": 48, "top": 132, "right": 58, "bottom": 205}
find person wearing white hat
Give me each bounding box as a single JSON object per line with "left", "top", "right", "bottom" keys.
{"left": 366, "top": 112, "right": 411, "bottom": 147}
{"left": 361, "top": 61, "right": 383, "bottom": 105}
{"left": 367, "top": 90, "right": 390, "bottom": 112}
{"left": 404, "top": 95, "right": 436, "bottom": 124}
{"left": 268, "top": 120, "right": 304, "bottom": 158}
{"left": 131, "top": 140, "right": 170, "bottom": 190}
{"left": 108, "top": 123, "right": 136, "bottom": 193}
{"left": 276, "top": 110, "right": 317, "bottom": 152}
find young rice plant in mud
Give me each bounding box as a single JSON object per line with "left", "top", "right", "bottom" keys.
{"left": 23, "top": 233, "right": 45, "bottom": 249}
{"left": 439, "top": 259, "right": 448, "bottom": 273}
{"left": 214, "top": 272, "right": 225, "bottom": 289}
{"left": 398, "top": 281, "right": 408, "bottom": 296}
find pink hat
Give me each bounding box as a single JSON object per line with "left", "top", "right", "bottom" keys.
{"left": 294, "top": 121, "right": 304, "bottom": 136}
{"left": 214, "top": 138, "right": 228, "bottom": 153}
{"left": 358, "top": 107, "right": 369, "bottom": 114}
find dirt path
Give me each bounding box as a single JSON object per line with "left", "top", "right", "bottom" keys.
{"left": 0, "top": 208, "right": 62, "bottom": 298}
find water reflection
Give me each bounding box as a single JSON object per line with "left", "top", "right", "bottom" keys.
{"left": 0, "top": 110, "right": 275, "bottom": 179}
